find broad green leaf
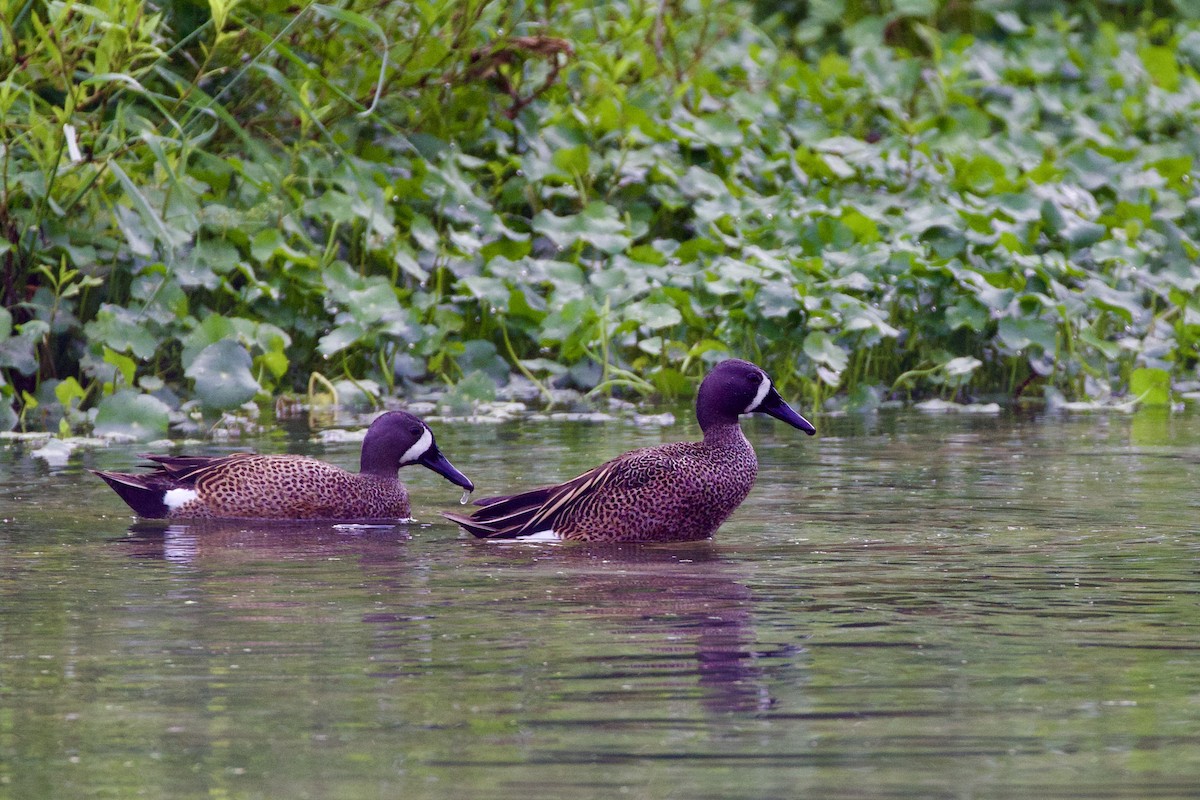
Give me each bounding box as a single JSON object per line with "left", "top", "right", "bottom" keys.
{"left": 532, "top": 203, "right": 630, "bottom": 254}
{"left": 85, "top": 305, "right": 159, "bottom": 360}
{"left": 650, "top": 367, "right": 688, "bottom": 397}
{"left": 943, "top": 356, "right": 982, "bottom": 378}
{"left": 625, "top": 302, "right": 682, "bottom": 331}
{"left": 996, "top": 317, "right": 1057, "bottom": 352}
{"left": 0, "top": 326, "right": 36, "bottom": 374}
{"left": 946, "top": 303, "right": 989, "bottom": 333}
{"left": 258, "top": 350, "right": 289, "bottom": 380}
{"left": 181, "top": 315, "right": 238, "bottom": 369}
{"left": 54, "top": 377, "right": 88, "bottom": 408}
{"left": 552, "top": 145, "right": 590, "bottom": 176}
{"left": 93, "top": 390, "right": 170, "bottom": 441}
{"left": 185, "top": 339, "right": 261, "bottom": 409}
{"left": 318, "top": 323, "right": 367, "bottom": 357}
{"left": 1130, "top": 367, "right": 1170, "bottom": 406}
{"left": 103, "top": 347, "right": 137, "bottom": 388}
{"left": 0, "top": 395, "right": 15, "bottom": 432}
{"left": 1079, "top": 330, "right": 1121, "bottom": 360}
{"left": 1139, "top": 45, "right": 1180, "bottom": 91}
{"left": 803, "top": 330, "right": 849, "bottom": 372}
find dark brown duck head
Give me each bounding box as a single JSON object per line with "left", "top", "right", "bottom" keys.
{"left": 695, "top": 358, "right": 816, "bottom": 435}
{"left": 360, "top": 411, "right": 474, "bottom": 491}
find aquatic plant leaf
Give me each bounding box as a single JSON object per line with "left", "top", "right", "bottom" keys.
{"left": 626, "top": 302, "right": 682, "bottom": 331}
{"left": 1130, "top": 368, "right": 1170, "bottom": 406}
{"left": 943, "top": 356, "right": 982, "bottom": 378}
{"left": 102, "top": 347, "right": 137, "bottom": 388}
{"left": 84, "top": 305, "right": 159, "bottom": 360}
{"left": 997, "top": 317, "right": 1057, "bottom": 352}
{"left": 946, "top": 303, "right": 988, "bottom": 333}
{"left": 1140, "top": 45, "right": 1180, "bottom": 91}
{"left": 318, "top": 324, "right": 368, "bottom": 357}
{"left": 1074, "top": 331, "right": 1119, "bottom": 363}
{"left": 0, "top": 396, "right": 15, "bottom": 432}
{"left": 803, "top": 331, "right": 849, "bottom": 372}
{"left": 0, "top": 322, "right": 36, "bottom": 375}
{"left": 185, "top": 339, "right": 260, "bottom": 409}
{"left": 93, "top": 390, "right": 170, "bottom": 441}
{"left": 552, "top": 145, "right": 590, "bottom": 177}
{"left": 54, "top": 377, "right": 87, "bottom": 409}
{"left": 532, "top": 203, "right": 630, "bottom": 254}
{"left": 181, "top": 315, "right": 238, "bottom": 370}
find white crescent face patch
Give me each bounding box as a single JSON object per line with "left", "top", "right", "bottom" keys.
{"left": 743, "top": 373, "right": 772, "bottom": 413}
{"left": 398, "top": 426, "right": 433, "bottom": 465}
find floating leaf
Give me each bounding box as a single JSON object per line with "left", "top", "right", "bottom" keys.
{"left": 185, "top": 339, "right": 261, "bottom": 409}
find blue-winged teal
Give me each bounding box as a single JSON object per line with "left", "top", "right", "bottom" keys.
{"left": 93, "top": 411, "right": 473, "bottom": 521}
{"left": 443, "top": 358, "right": 815, "bottom": 542}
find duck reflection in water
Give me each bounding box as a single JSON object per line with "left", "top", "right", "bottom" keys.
{"left": 458, "top": 542, "right": 798, "bottom": 715}
{"left": 116, "top": 524, "right": 796, "bottom": 715}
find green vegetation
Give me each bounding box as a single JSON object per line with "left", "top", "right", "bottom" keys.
{"left": 3, "top": 0, "right": 1200, "bottom": 434}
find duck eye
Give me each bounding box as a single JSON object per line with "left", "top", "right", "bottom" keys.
{"left": 410, "top": 426, "right": 422, "bottom": 436}
{"left": 746, "top": 373, "right": 761, "bottom": 384}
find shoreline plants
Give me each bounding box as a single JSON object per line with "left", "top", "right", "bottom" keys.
{"left": 3, "top": 0, "right": 1200, "bottom": 435}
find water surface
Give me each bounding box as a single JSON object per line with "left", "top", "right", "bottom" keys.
{"left": 2, "top": 410, "right": 1198, "bottom": 799}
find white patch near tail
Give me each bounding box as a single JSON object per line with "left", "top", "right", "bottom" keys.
{"left": 743, "top": 374, "right": 771, "bottom": 413}
{"left": 163, "top": 488, "right": 199, "bottom": 510}
{"left": 509, "top": 529, "right": 562, "bottom": 543}
{"left": 398, "top": 427, "right": 433, "bottom": 465}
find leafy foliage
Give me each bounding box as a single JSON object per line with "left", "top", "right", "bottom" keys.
{"left": 3, "top": 0, "right": 1200, "bottom": 432}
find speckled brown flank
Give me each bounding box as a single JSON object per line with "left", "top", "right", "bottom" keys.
{"left": 546, "top": 424, "right": 756, "bottom": 541}
{"left": 168, "top": 454, "right": 413, "bottom": 520}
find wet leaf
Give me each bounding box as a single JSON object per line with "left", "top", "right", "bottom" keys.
{"left": 625, "top": 302, "right": 682, "bottom": 331}
{"left": 997, "top": 317, "right": 1057, "bottom": 353}
{"left": 532, "top": 203, "right": 630, "bottom": 254}
{"left": 943, "top": 356, "right": 982, "bottom": 378}
{"left": 185, "top": 339, "right": 261, "bottom": 409}
{"left": 93, "top": 390, "right": 170, "bottom": 441}
{"left": 84, "top": 305, "right": 159, "bottom": 360}
{"left": 1130, "top": 367, "right": 1170, "bottom": 406}
{"left": 803, "top": 330, "right": 849, "bottom": 372}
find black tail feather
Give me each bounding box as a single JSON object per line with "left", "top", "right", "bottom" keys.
{"left": 91, "top": 470, "right": 170, "bottom": 518}
{"left": 442, "top": 484, "right": 562, "bottom": 538}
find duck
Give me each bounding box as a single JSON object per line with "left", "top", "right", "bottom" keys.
{"left": 93, "top": 411, "right": 473, "bottom": 521}
{"left": 443, "top": 358, "right": 815, "bottom": 542}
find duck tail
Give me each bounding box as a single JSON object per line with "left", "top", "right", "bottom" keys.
{"left": 441, "top": 485, "right": 561, "bottom": 539}
{"left": 91, "top": 470, "right": 170, "bottom": 518}
{"left": 440, "top": 510, "right": 502, "bottom": 538}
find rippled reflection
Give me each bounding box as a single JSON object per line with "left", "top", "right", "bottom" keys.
{"left": 3, "top": 411, "right": 1200, "bottom": 799}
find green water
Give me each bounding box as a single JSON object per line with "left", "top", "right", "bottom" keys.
{"left": 2, "top": 410, "right": 1199, "bottom": 799}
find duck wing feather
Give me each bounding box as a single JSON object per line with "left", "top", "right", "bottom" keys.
{"left": 443, "top": 446, "right": 676, "bottom": 539}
